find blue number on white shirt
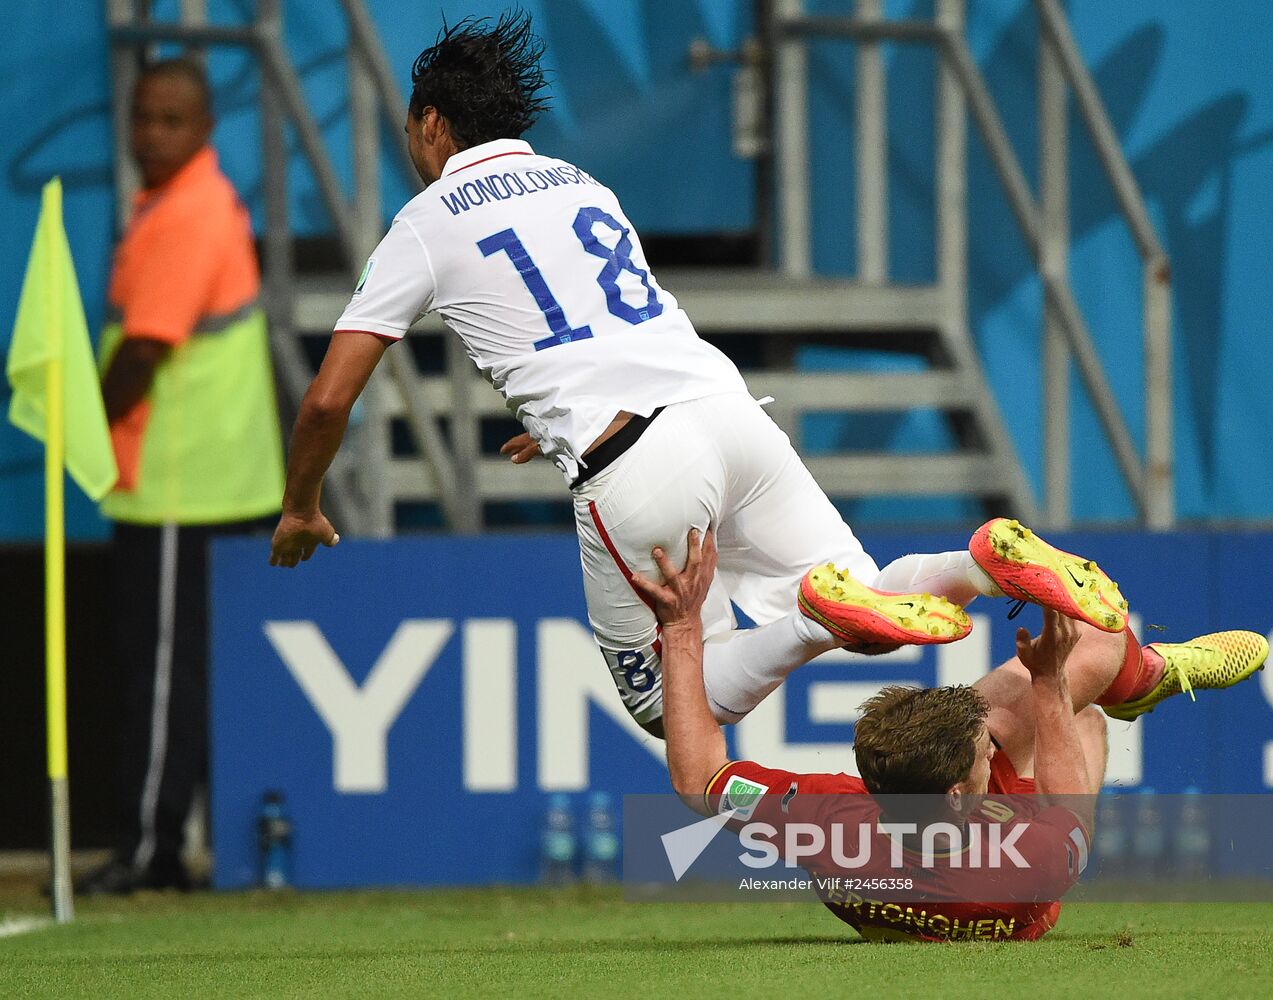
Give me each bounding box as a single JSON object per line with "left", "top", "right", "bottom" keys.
{"left": 573, "top": 207, "right": 664, "bottom": 325}
{"left": 478, "top": 207, "right": 663, "bottom": 351}
{"left": 477, "top": 229, "right": 594, "bottom": 351}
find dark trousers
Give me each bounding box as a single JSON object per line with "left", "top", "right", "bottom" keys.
{"left": 110, "top": 518, "right": 272, "bottom": 870}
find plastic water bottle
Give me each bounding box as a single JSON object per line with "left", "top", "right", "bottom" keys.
{"left": 1095, "top": 793, "right": 1128, "bottom": 876}
{"left": 1173, "top": 786, "right": 1211, "bottom": 881}
{"left": 1131, "top": 787, "right": 1166, "bottom": 880}
{"left": 583, "top": 791, "right": 619, "bottom": 884}
{"left": 258, "top": 790, "right": 293, "bottom": 890}
{"left": 541, "top": 793, "right": 577, "bottom": 886}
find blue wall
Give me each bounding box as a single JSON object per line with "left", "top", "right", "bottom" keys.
{"left": 211, "top": 531, "right": 1273, "bottom": 888}
{"left": 3, "top": 1, "right": 1272, "bottom": 538}
{"left": 0, "top": 2, "right": 116, "bottom": 540}
{"left": 802, "top": 0, "right": 1273, "bottom": 525}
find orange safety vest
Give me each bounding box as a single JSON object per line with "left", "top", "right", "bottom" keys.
{"left": 99, "top": 146, "right": 283, "bottom": 524}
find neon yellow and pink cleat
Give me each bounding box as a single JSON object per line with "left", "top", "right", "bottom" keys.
{"left": 970, "top": 518, "right": 1129, "bottom": 633}
{"left": 798, "top": 564, "right": 972, "bottom": 648}
{"left": 1103, "top": 631, "right": 1269, "bottom": 721}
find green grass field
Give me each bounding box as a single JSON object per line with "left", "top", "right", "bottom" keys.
{"left": 3, "top": 882, "right": 1272, "bottom": 999}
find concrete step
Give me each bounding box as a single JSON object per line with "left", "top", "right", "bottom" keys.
{"left": 750, "top": 371, "right": 976, "bottom": 411}
{"left": 292, "top": 270, "right": 950, "bottom": 336}
{"left": 804, "top": 454, "right": 1010, "bottom": 497}
{"left": 383, "top": 451, "right": 1008, "bottom": 503}
{"left": 367, "top": 370, "right": 976, "bottom": 421}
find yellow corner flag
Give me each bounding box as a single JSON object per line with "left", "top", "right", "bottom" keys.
{"left": 5, "top": 177, "right": 117, "bottom": 924}
{"left": 7, "top": 177, "right": 117, "bottom": 499}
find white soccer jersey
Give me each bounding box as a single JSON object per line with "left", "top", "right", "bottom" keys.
{"left": 335, "top": 138, "right": 748, "bottom": 482}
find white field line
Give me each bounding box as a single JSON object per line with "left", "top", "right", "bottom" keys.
{"left": 0, "top": 916, "right": 54, "bottom": 939}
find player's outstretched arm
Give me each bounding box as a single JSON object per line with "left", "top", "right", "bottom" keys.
{"left": 270, "top": 331, "right": 388, "bottom": 568}
{"left": 630, "top": 529, "right": 728, "bottom": 815}
{"left": 1016, "top": 609, "right": 1096, "bottom": 833}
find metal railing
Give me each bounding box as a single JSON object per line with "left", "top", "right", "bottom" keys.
{"left": 105, "top": 0, "right": 477, "bottom": 535}
{"left": 771, "top": 0, "right": 1173, "bottom": 527}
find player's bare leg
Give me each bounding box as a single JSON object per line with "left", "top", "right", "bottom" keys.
{"left": 999, "top": 703, "right": 1110, "bottom": 792}
{"left": 980, "top": 619, "right": 1267, "bottom": 774}
{"left": 1005, "top": 705, "right": 1108, "bottom": 791}
{"left": 1074, "top": 706, "right": 1110, "bottom": 794}
{"left": 978, "top": 620, "right": 1129, "bottom": 772}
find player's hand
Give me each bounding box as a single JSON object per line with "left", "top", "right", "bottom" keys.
{"left": 1015, "top": 608, "right": 1081, "bottom": 680}
{"left": 630, "top": 528, "right": 717, "bottom": 631}
{"left": 499, "top": 431, "right": 541, "bottom": 464}
{"left": 270, "top": 509, "right": 340, "bottom": 568}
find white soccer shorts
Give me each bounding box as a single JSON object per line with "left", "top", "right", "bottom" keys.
{"left": 572, "top": 391, "right": 880, "bottom": 724}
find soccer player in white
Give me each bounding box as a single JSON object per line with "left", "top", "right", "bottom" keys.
{"left": 270, "top": 12, "right": 1141, "bottom": 737}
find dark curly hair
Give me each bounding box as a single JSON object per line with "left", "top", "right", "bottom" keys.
{"left": 408, "top": 10, "right": 551, "bottom": 149}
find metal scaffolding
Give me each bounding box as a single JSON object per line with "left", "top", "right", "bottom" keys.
{"left": 768, "top": 0, "right": 1173, "bottom": 527}
{"left": 106, "top": 0, "right": 1174, "bottom": 532}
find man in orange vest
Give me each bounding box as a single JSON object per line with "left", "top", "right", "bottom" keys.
{"left": 77, "top": 58, "right": 284, "bottom": 895}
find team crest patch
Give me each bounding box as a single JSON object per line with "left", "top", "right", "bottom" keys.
{"left": 353, "top": 257, "right": 376, "bottom": 295}
{"left": 719, "top": 775, "right": 768, "bottom": 820}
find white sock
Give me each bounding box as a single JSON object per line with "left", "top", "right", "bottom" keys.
{"left": 701, "top": 610, "right": 840, "bottom": 723}
{"left": 870, "top": 549, "right": 1003, "bottom": 604}
{"left": 698, "top": 552, "right": 1001, "bottom": 725}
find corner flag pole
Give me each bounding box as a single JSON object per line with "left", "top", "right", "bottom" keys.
{"left": 44, "top": 227, "right": 73, "bottom": 924}
{"left": 46, "top": 352, "right": 73, "bottom": 923}
{"left": 10, "top": 177, "right": 117, "bottom": 922}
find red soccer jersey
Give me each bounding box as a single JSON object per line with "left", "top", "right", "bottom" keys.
{"left": 705, "top": 759, "right": 1090, "bottom": 942}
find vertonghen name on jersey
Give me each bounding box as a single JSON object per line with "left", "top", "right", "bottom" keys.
{"left": 440, "top": 165, "right": 603, "bottom": 216}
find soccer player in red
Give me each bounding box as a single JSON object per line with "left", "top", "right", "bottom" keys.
{"left": 634, "top": 528, "right": 1267, "bottom": 942}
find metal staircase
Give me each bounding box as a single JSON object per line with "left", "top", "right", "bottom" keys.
{"left": 756, "top": 0, "right": 1171, "bottom": 527}
{"left": 106, "top": 0, "right": 1173, "bottom": 534}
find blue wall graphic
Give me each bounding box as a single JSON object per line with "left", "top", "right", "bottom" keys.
{"left": 211, "top": 530, "right": 1273, "bottom": 888}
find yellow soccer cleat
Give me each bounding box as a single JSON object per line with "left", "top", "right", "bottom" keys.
{"left": 970, "top": 517, "right": 1129, "bottom": 633}
{"left": 798, "top": 563, "right": 973, "bottom": 648}
{"left": 1103, "top": 630, "right": 1269, "bottom": 721}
